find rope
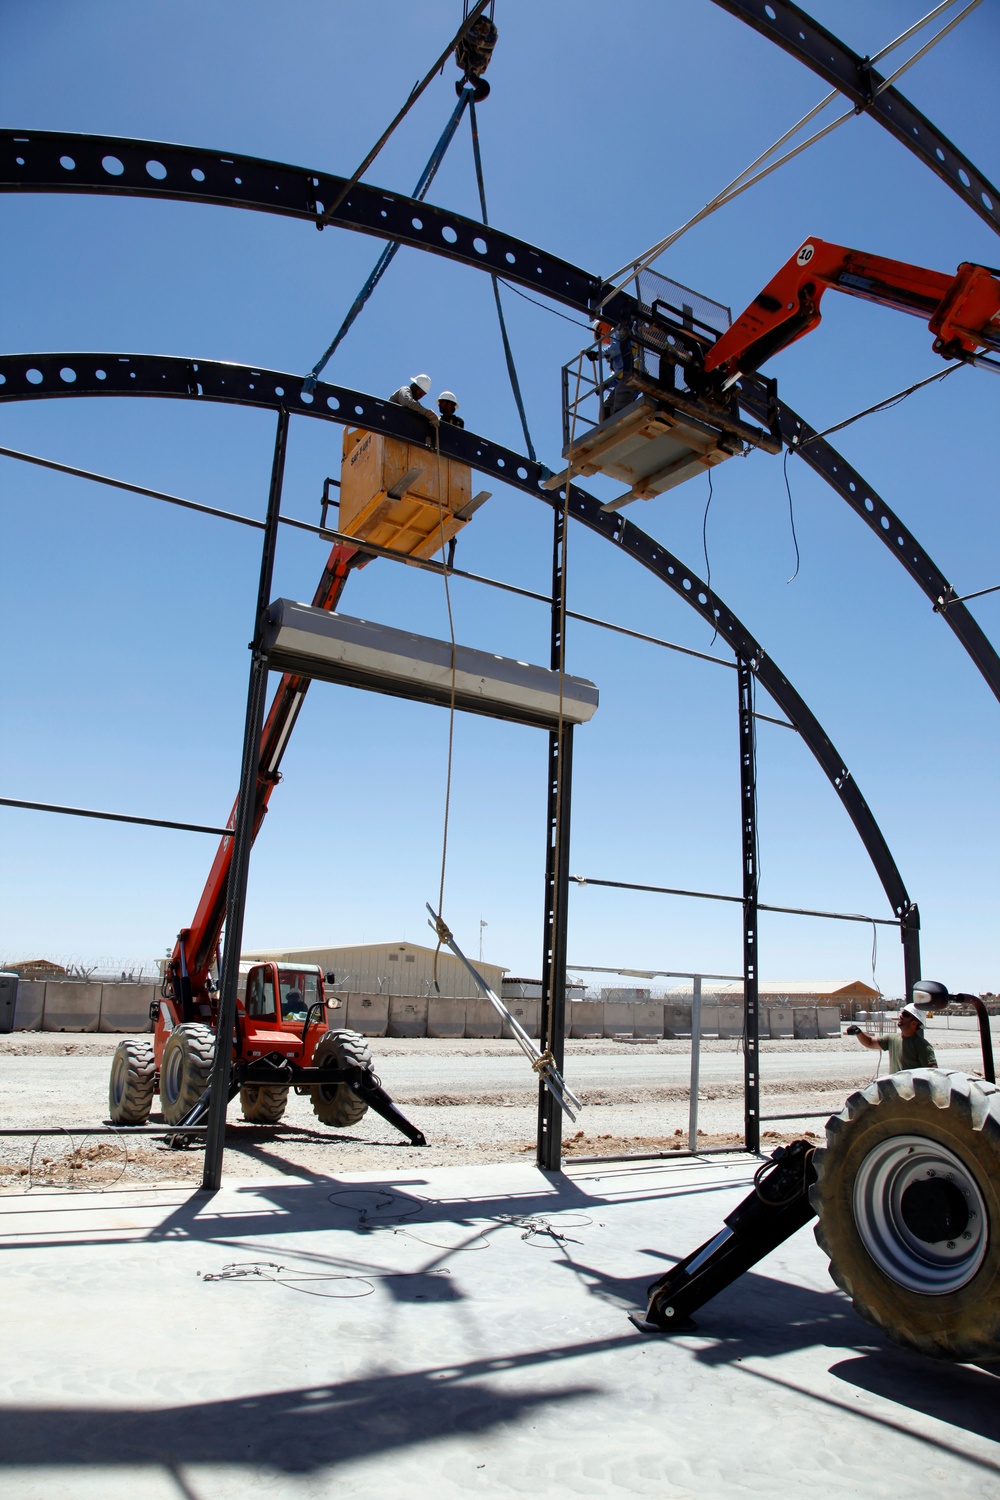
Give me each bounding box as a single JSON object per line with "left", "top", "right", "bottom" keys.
{"left": 794, "top": 363, "right": 961, "bottom": 447}
{"left": 468, "top": 98, "right": 537, "bottom": 462}
{"left": 304, "top": 88, "right": 473, "bottom": 390}
{"left": 600, "top": 0, "right": 982, "bottom": 300}
{"left": 432, "top": 422, "right": 459, "bottom": 994}
{"left": 783, "top": 450, "right": 800, "bottom": 584}
{"left": 315, "top": 0, "right": 491, "bottom": 228}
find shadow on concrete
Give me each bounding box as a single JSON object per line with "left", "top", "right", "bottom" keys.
{"left": 0, "top": 1357, "right": 603, "bottom": 1475}
{"left": 831, "top": 1351, "right": 1000, "bottom": 1444}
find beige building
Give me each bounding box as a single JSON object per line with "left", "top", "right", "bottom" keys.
{"left": 242, "top": 940, "right": 506, "bottom": 1001}
{"left": 668, "top": 979, "right": 881, "bottom": 1009}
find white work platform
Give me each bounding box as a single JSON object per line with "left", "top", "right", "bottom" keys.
{"left": 2, "top": 1156, "right": 998, "bottom": 1497}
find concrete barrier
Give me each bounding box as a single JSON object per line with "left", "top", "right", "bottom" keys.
{"left": 633, "top": 1001, "right": 665, "bottom": 1038}
{"left": 663, "top": 1004, "right": 692, "bottom": 1038}
{"left": 569, "top": 1001, "right": 604, "bottom": 1038}
{"left": 793, "top": 1007, "right": 820, "bottom": 1039}
{"left": 717, "top": 1006, "right": 744, "bottom": 1039}
{"left": 12, "top": 980, "right": 43, "bottom": 1030}
{"left": 98, "top": 983, "right": 156, "bottom": 1033}
{"left": 465, "top": 998, "right": 501, "bottom": 1038}
{"left": 603, "top": 1002, "right": 635, "bottom": 1038}
{"left": 388, "top": 996, "right": 428, "bottom": 1037}
{"left": 768, "top": 1006, "right": 794, "bottom": 1039}
{"left": 698, "top": 1005, "right": 720, "bottom": 1037}
{"left": 428, "top": 997, "right": 467, "bottom": 1038}
{"left": 817, "top": 1005, "right": 841, "bottom": 1038}
{"left": 346, "top": 993, "right": 390, "bottom": 1036}
{"left": 502, "top": 1000, "right": 540, "bottom": 1040}
{"left": 42, "top": 981, "right": 101, "bottom": 1032}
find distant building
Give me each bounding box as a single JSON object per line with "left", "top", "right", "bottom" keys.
{"left": 667, "top": 979, "right": 881, "bottom": 1012}
{"left": 8, "top": 959, "right": 68, "bottom": 980}
{"left": 502, "top": 977, "right": 586, "bottom": 1001}
{"left": 242, "top": 940, "right": 506, "bottom": 1002}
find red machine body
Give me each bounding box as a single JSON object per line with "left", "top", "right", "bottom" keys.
{"left": 158, "top": 536, "right": 360, "bottom": 1050}
{"left": 705, "top": 237, "right": 1000, "bottom": 385}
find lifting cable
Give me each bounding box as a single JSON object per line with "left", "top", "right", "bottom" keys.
{"left": 304, "top": 87, "right": 474, "bottom": 390}
{"left": 600, "top": 0, "right": 982, "bottom": 302}
{"left": 468, "top": 98, "right": 538, "bottom": 463}
{"left": 314, "top": 0, "right": 491, "bottom": 230}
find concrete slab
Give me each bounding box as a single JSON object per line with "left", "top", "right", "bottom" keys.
{"left": 98, "top": 983, "right": 155, "bottom": 1033}
{"left": 427, "top": 997, "right": 467, "bottom": 1039}
{"left": 345, "top": 993, "right": 389, "bottom": 1035}
{"left": 387, "top": 996, "right": 428, "bottom": 1037}
{"left": 41, "top": 981, "right": 101, "bottom": 1032}
{"left": 12, "top": 979, "right": 43, "bottom": 1031}
{"left": 464, "top": 998, "right": 501, "bottom": 1039}
{"left": 501, "top": 1000, "right": 539, "bottom": 1040}
{"left": 2, "top": 1155, "right": 996, "bottom": 1498}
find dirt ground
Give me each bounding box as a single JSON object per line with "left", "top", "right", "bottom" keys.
{"left": 0, "top": 1030, "right": 978, "bottom": 1191}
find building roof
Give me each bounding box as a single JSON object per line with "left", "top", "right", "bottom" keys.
{"left": 667, "top": 979, "right": 880, "bottom": 997}
{"left": 243, "top": 940, "right": 505, "bottom": 971}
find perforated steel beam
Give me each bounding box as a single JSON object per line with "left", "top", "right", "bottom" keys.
{"left": 3, "top": 127, "right": 994, "bottom": 707}
{"left": 0, "top": 349, "right": 915, "bottom": 933}
{"left": 736, "top": 385, "right": 1000, "bottom": 705}
{"left": 0, "top": 129, "right": 603, "bottom": 315}
{"left": 711, "top": 0, "right": 1000, "bottom": 238}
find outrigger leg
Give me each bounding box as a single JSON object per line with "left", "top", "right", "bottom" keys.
{"left": 630, "top": 1141, "right": 817, "bottom": 1334}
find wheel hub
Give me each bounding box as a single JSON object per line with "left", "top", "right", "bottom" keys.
{"left": 853, "top": 1133, "right": 988, "bottom": 1294}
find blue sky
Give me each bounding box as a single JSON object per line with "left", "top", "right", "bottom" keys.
{"left": 1, "top": 1, "right": 997, "bottom": 994}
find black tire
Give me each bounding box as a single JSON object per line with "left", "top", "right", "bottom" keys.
{"left": 108, "top": 1038, "right": 156, "bottom": 1125}
{"left": 310, "top": 1029, "right": 372, "bottom": 1128}
{"left": 159, "top": 1023, "right": 215, "bottom": 1126}
{"left": 239, "top": 1084, "right": 288, "bottom": 1124}
{"left": 811, "top": 1068, "right": 1000, "bottom": 1361}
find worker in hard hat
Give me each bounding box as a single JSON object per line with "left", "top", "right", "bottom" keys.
{"left": 437, "top": 391, "right": 464, "bottom": 428}
{"left": 389, "top": 373, "right": 438, "bottom": 426}
{"left": 588, "top": 318, "right": 636, "bottom": 419}
{"left": 847, "top": 1002, "right": 938, "bottom": 1072}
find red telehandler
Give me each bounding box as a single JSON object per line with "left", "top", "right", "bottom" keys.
{"left": 105, "top": 529, "right": 427, "bottom": 1145}
{"left": 703, "top": 236, "right": 1000, "bottom": 386}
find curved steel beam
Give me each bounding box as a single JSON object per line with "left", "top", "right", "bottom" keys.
{"left": 0, "top": 129, "right": 605, "bottom": 316}
{"left": 736, "top": 386, "right": 1000, "bottom": 704}
{"left": 711, "top": 0, "right": 1000, "bottom": 237}
{"left": 3, "top": 129, "right": 994, "bottom": 703}
{"left": 0, "top": 349, "right": 914, "bottom": 925}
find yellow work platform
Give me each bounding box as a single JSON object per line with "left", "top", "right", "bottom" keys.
{"left": 338, "top": 429, "right": 487, "bottom": 559}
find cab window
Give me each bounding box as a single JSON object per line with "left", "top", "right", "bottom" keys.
{"left": 279, "top": 972, "right": 318, "bottom": 1021}
{"left": 245, "top": 968, "right": 276, "bottom": 1018}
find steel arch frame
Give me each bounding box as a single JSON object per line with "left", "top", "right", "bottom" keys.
{"left": 0, "top": 349, "right": 920, "bottom": 974}
{"left": 4, "top": 128, "right": 997, "bottom": 702}
{"left": 711, "top": 0, "right": 1000, "bottom": 239}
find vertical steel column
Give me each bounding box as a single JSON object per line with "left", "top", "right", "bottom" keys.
{"left": 901, "top": 902, "right": 921, "bottom": 1001}
{"left": 687, "top": 974, "right": 702, "bottom": 1151}
{"left": 737, "top": 657, "right": 760, "bottom": 1154}
{"left": 537, "top": 502, "right": 573, "bottom": 1172}
{"left": 202, "top": 408, "right": 289, "bottom": 1192}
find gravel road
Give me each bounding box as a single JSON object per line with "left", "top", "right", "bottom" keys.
{"left": 0, "top": 1029, "right": 987, "bottom": 1189}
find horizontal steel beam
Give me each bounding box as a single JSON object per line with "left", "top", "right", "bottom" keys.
{"left": 0, "top": 349, "right": 913, "bottom": 923}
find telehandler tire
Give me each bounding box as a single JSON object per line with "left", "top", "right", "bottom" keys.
{"left": 310, "top": 1029, "right": 372, "bottom": 1128}
{"left": 108, "top": 1038, "right": 156, "bottom": 1125}
{"left": 239, "top": 1084, "right": 289, "bottom": 1124}
{"left": 159, "top": 1023, "right": 215, "bottom": 1126}
{"left": 811, "top": 1068, "right": 1000, "bottom": 1361}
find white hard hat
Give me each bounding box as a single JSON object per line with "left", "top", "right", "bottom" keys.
{"left": 410, "top": 373, "right": 432, "bottom": 394}
{"left": 901, "top": 1003, "right": 925, "bottom": 1023}
{"left": 437, "top": 390, "right": 459, "bottom": 406}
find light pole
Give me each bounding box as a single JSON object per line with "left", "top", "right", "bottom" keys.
{"left": 479, "top": 918, "right": 488, "bottom": 962}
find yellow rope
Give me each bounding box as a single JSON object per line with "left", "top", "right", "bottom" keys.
{"left": 432, "top": 421, "right": 458, "bottom": 994}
